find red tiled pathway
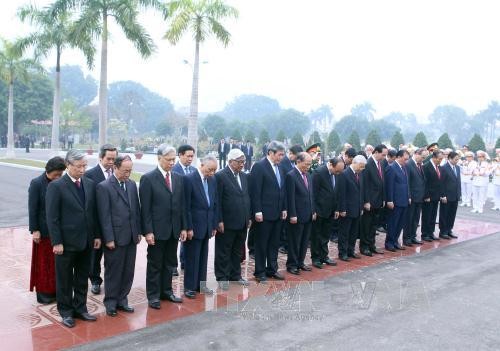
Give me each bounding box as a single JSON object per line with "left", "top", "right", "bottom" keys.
{"left": 1, "top": 218, "right": 500, "bottom": 350}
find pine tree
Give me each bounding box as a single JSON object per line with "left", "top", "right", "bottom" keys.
{"left": 258, "top": 129, "right": 270, "bottom": 146}
{"left": 291, "top": 132, "right": 304, "bottom": 147}
{"left": 347, "top": 131, "right": 361, "bottom": 151}
{"left": 390, "top": 131, "right": 405, "bottom": 149}
{"left": 308, "top": 130, "right": 322, "bottom": 147}
{"left": 413, "top": 131, "right": 428, "bottom": 148}
{"left": 437, "top": 133, "right": 454, "bottom": 149}
{"left": 495, "top": 136, "right": 500, "bottom": 149}
{"left": 468, "top": 133, "right": 486, "bottom": 152}
{"left": 326, "top": 129, "right": 341, "bottom": 155}
{"left": 365, "top": 129, "right": 381, "bottom": 147}
{"left": 275, "top": 130, "right": 286, "bottom": 142}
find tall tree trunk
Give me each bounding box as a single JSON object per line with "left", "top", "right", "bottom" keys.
{"left": 187, "top": 40, "right": 200, "bottom": 152}
{"left": 98, "top": 12, "right": 108, "bottom": 147}
{"left": 6, "top": 79, "right": 15, "bottom": 158}
{"left": 51, "top": 48, "right": 61, "bottom": 154}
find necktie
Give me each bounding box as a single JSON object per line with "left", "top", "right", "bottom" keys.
{"left": 165, "top": 172, "right": 171, "bottom": 191}
{"left": 184, "top": 167, "right": 189, "bottom": 175}
{"left": 453, "top": 166, "right": 457, "bottom": 177}
{"left": 402, "top": 165, "right": 407, "bottom": 176}
{"left": 75, "top": 179, "right": 81, "bottom": 188}
{"left": 203, "top": 178, "right": 210, "bottom": 205}
{"left": 302, "top": 173, "right": 309, "bottom": 189}
{"left": 235, "top": 172, "right": 242, "bottom": 189}
{"left": 377, "top": 161, "right": 383, "bottom": 179}
{"left": 436, "top": 165, "right": 441, "bottom": 179}
{"left": 120, "top": 181, "right": 126, "bottom": 192}
{"left": 274, "top": 164, "right": 281, "bottom": 187}
{"left": 331, "top": 174, "right": 336, "bottom": 189}
{"left": 418, "top": 163, "right": 423, "bottom": 174}
{"left": 106, "top": 168, "right": 112, "bottom": 179}
{"left": 355, "top": 173, "right": 359, "bottom": 183}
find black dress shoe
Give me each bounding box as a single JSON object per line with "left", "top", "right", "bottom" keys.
{"left": 91, "top": 284, "right": 100, "bottom": 295}
{"left": 422, "top": 237, "right": 433, "bottom": 242}
{"left": 403, "top": 241, "right": 413, "bottom": 247}
{"left": 371, "top": 248, "right": 384, "bottom": 254}
{"left": 255, "top": 276, "right": 267, "bottom": 283}
{"left": 117, "top": 305, "right": 134, "bottom": 313}
{"left": 62, "top": 316, "right": 75, "bottom": 328}
{"left": 287, "top": 268, "right": 300, "bottom": 275}
{"left": 278, "top": 247, "right": 288, "bottom": 254}
{"left": 149, "top": 301, "right": 161, "bottom": 309}
{"left": 165, "top": 294, "right": 183, "bottom": 303}
{"left": 348, "top": 253, "right": 361, "bottom": 259}
{"left": 218, "top": 281, "right": 230, "bottom": 291}
{"left": 339, "top": 255, "right": 350, "bottom": 261}
{"left": 439, "top": 235, "right": 451, "bottom": 240}
{"left": 233, "top": 278, "right": 249, "bottom": 286}
{"left": 448, "top": 233, "right": 458, "bottom": 239}
{"left": 266, "top": 272, "right": 285, "bottom": 280}
{"left": 200, "top": 287, "right": 215, "bottom": 295}
{"left": 106, "top": 309, "right": 117, "bottom": 317}
{"left": 184, "top": 290, "right": 196, "bottom": 299}
{"left": 376, "top": 226, "right": 387, "bottom": 233}
{"left": 74, "top": 312, "right": 97, "bottom": 321}
{"left": 385, "top": 246, "right": 396, "bottom": 252}
{"left": 394, "top": 244, "right": 406, "bottom": 250}
{"left": 323, "top": 258, "right": 337, "bottom": 266}
{"left": 361, "top": 250, "right": 373, "bottom": 257}
{"left": 411, "top": 239, "right": 423, "bottom": 245}
{"left": 312, "top": 261, "right": 323, "bottom": 269}
{"left": 431, "top": 236, "right": 440, "bottom": 240}
{"left": 299, "top": 265, "right": 312, "bottom": 271}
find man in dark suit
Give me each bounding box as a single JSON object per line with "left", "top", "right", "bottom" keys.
{"left": 311, "top": 157, "right": 344, "bottom": 268}
{"left": 384, "top": 150, "right": 411, "bottom": 251}
{"left": 214, "top": 149, "right": 251, "bottom": 290}
{"left": 250, "top": 140, "right": 287, "bottom": 283}
{"left": 421, "top": 150, "right": 445, "bottom": 242}
{"left": 340, "top": 148, "right": 357, "bottom": 170}
{"left": 360, "top": 144, "right": 387, "bottom": 256}
{"left": 171, "top": 144, "right": 196, "bottom": 276}
{"left": 84, "top": 144, "right": 117, "bottom": 295}
{"left": 96, "top": 155, "right": 141, "bottom": 317}
{"left": 337, "top": 155, "right": 367, "bottom": 261}
{"left": 218, "top": 138, "right": 230, "bottom": 169}
{"left": 438, "top": 151, "right": 461, "bottom": 239}
{"left": 241, "top": 140, "right": 254, "bottom": 171}
{"left": 183, "top": 155, "right": 219, "bottom": 298}
{"left": 46, "top": 150, "right": 101, "bottom": 328}
{"left": 140, "top": 144, "right": 186, "bottom": 309}
{"left": 278, "top": 144, "right": 303, "bottom": 254}
{"left": 403, "top": 148, "right": 426, "bottom": 246}
{"left": 285, "top": 152, "right": 316, "bottom": 275}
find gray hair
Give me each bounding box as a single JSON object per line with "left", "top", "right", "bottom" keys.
{"left": 352, "top": 155, "right": 367, "bottom": 164}
{"left": 267, "top": 140, "right": 286, "bottom": 154}
{"left": 157, "top": 144, "right": 176, "bottom": 156}
{"left": 65, "top": 149, "right": 86, "bottom": 164}
{"left": 201, "top": 155, "right": 218, "bottom": 165}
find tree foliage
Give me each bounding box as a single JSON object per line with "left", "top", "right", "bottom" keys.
{"left": 51, "top": 65, "right": 97, "bottom": 107}
{"left": 468, "top": 133, "right": 486, "bottom": 152}
{"left": 390, "top": 130, "right": 405, "bottom": 149}
{"left": 326, "top": 129, "right": 341, "bottom": 155}
{"left": 413, "top": 131, "right": 428, "bottom": 147}
{"left": 222, "top": 94, "right": 280, "bottom": 121}
{"left": 346, "top": 131, "right": 361, "bottom": 151}
{"left": 365, "top": 129, "right": 381, "bottom": 147}
{"left": 291, "top": 132, "right": 304, "bottom": 147}
{"left": 437, "top": 132, "right": 454, "bottom": 149}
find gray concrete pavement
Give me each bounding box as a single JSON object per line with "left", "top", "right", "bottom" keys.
{"left": 70, "top": 231, "right": 500, "bottom": 351}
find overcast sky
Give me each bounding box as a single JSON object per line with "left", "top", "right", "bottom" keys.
{"left": 2, "top": 0, "right": 500, "bottom": 121}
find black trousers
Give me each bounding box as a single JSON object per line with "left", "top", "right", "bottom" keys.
{"left": 215, "top": 228, "right": 247, "bottom": 281}
{"left": 311, "top": 215, "right": 333, "bottom": 262}
{"left": 89, "top": 247, "right": 103, "bottom": 285}
{"left": 359, "top": 207, "right": 381, "bottom": 251}
{"left": 146, "top": 237, "right": 178, "bottom": 302}
{"left": 286, "top": 221, "right": 312, "bottom": 269}
{"left": 184, "top": 236, "right": 209, "bottom": 292}
{"left": 103, "top": 243, "right": 137, "bottom": 310}
{"left": 279, "top": 221, "right": 288, "bottom": 250}
{"left": 338, "top": 217, "right": 360, "bottom": 257}
{"left": 219, "top": 154, "right": 227, "bottom": 169}
{"left": 403, "top": 202, "right": 422, "bottom": 242}
{"left": 254, "top": 219, "right": 282, "bottom": 278}
{"left": 245, "top": 156, "right": 252, "bottom": 171}
{"left": 55, "top": 247, "right": 91, "bottom": 318}
{"left": 247, "top": 222, "right": 256, "bottom": 255}
{"left": 421, "top": 201, "right": 439, "bottom": 238}
{"left": 439, "top": 201, "right": 458, "bottom": 236}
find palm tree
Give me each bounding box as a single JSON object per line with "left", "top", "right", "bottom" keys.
{"left": 0, "top": 39, "right": 43, "bottom": 158}
{"left": 51, "top": 0, "right": 160, "bottom": 147}
{"left": 163, "top": 0, "right": 238, "bottom": 150}
{"left": 18, "top": 4, "right": 95, "bottom": 153}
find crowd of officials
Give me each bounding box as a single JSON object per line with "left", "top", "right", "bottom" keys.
{"left": 27, "top": 140, "right": 500, "bottom": 328}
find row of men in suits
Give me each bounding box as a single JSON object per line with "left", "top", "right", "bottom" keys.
{"left": 217, "top": 138, "right": 254, "bottom": 170}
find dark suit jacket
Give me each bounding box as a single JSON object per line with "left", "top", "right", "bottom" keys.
{"left": 440, "top": 163, "right": 461, "bottom": 202}
{"left": 172, "top": 162, "right": 196, "bottom": 176}
{"left": 280, "top": 156, "right": 294, "bottom": 175}
{"left": 312, "top": 165, "right": 338, "bottom": 218}
{"left": 337, "top": 167, "right": 363, "bottom": 218}
{"left": 423, "top": 161, "right": 444, "bottom": 201}
{"left": 184, "top": 171, "right": 218, "bottom": 239}
{"left": 250, "top": 158, "right": 287, "bottom": 221}
{"left": 407, "top": 158, "right": 426, "bottom": 203}
{"left": 242, "top": 144, "right": 253, "bottom": 158}
{"left": 85, "top": 164, "right": 106, "bottom": 184}
{"left": 139, "top": 168, "right": 186, "bottom": 240}
{"left": 286, "top": 168, "right": 314, "bottom": 223}
{"left": 218, "top": 142, "right": 230, "bottom": 155}
{"left": 362, "top": 157, "right": 385, "bottom": 208}
{"left": 385, "top": 162, "right": 410, "bottom": 208}
{"left": 215, "top": 167, "right": 251, "bottom": 230}
{"left": 28, "top": 173, "right": 50, "bottom": 237}
{"left": 96, "top": 176, "right": 141, "bottom": 246}
{"left": 46, "top": 174, "right": 99, "bottom": 251}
